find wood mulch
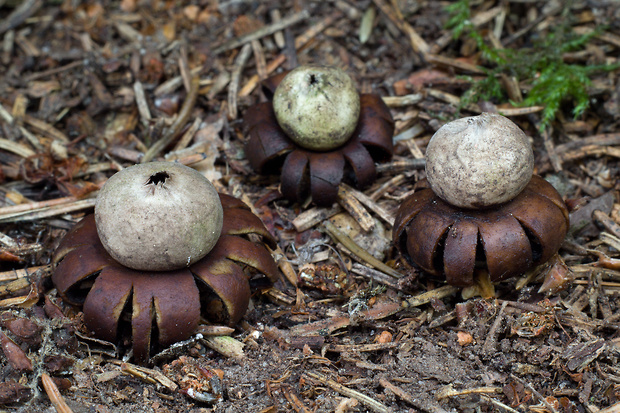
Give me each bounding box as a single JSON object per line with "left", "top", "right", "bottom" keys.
{"left": 0, "top": 1, "right": 619, "bottom": 412}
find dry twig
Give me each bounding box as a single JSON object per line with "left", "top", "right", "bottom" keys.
{"left": 305, "top": 371, "right": 390, "bottom": 413}
{"left": 323, "top": 221, "right": 401, "bottom": 278}
{"left": 213, "top": 10, "right": 310, "bottom": 54}
{"left": 41, "top": 373, "right": 74, "bottom": 413}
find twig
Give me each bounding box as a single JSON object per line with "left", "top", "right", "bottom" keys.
{"left": 368, "top": 174, "right": 407, "bottom": 201}
{"left": 598, "top": 401, "right": 620, "bottom": 413}
{"left": 498, "top": 106, "right": 544, "bottom": 116}
{"left": 141, "top": 76, "right": 200, "bottom": 163}
{"left": 270, "top": 9, "right": 286, "bottom": 48}
{"left": 213, "top": 9, "right": 309, "bottom": 54}
{"left": 337, "top": 187, "right": 375, "bottom": 232}
{"left": 23, "top": 114, "right": 69, "bottom": 142}
{"left": 0, "top": 195, "right": 94, "bottom": 218}
{"left": 24, "top": 60, "right": 84, "bottom": 82}
{"left": 375, "top": 158, "right": 425, "bottom": 174}
{"left": 0, "top": 138, "right": 35, "bottom": 158}
{"left": 480, "top": 394, "right": 520, "bottom": 413}
{"left": 0, "top": 198, "right": 96, "bottom": 223}
{"left": 323, "top": 221, "right": 401, "bottom": 278}
{"left": 401, "top": 285, "right": 459, "bottom": 308}
{"left": 274, "top": 245, "right": 298, "bottom": 287}
{"left": 326, "top": 342, "right": 397, "bottom": 353}
{"left": 178, "top": 46, "right": 192, "bottom": 92}
{"left": 305, "top": 371, "right": 389, "bottom": 413}
{"left": 482, "top": 301, "right": 507, "bottom": 356}
{"left": 0, "top": 274, "right": 38, "bottom": 296}
{"left": 194, "top": 325, "right": 235, "bottom": 336}
{"left": 153, "top": 66, "right": 203, "bottom": 96}
{"left": 172, "top": 117, "right": 202, "bottom": 152}
{"left": 238, "top": 12, "right": 342, "bottom": 97}
{"left": 560, "top": 145, "right": 620, "bottom": 163}
{"left": 536, "top": 119, "right": 562, "bottom": 172}
{"left": 555, "top": 133, "right": 620, "bottom": 154}
{"left": 351, "top": 263, "right": 402, "bottom": 291}
{"left": 371, "top": 0, "right": 429, "bottom": 55}
{"left": 116, "top": 361, "right": 178, "bottom": 391}
{"left": 250, "top": 39, "right": 267, "bottom": 82}
{"left": 41, "top": 373, "right": 74, "bottom": 413}
{"left": 426, "top": 54, "right": 485, "bottom": 75}
{"left": 340, "top": 183, "right": 394, "bottom": 227}
{"left": 133, "top": 81, "right": 151, "bottom": 123}
{"left": 0, "top": 0, "right": 43, "bottom": 35}
{"left": 427, "top": 88, "right": 481, "bottom": 112}
{"left": 380, "top": 377, "right": 450, "bottom": 413}
{"left": 227, "top": 43, "right": 252, "bottom": 120}
{"left": 510, "top": 374, "right": 559, "bottom": 413}
{"left": 292, "top": 205, "right": 342, "bottom": 232}
{"left": 0, "top": 265, "right": 52, "bottom": 284}
{"left": 436, "top": 384, "right": 504, "bottom": 400}
{"left": 289, "top": 301, "right": 402, "bottom": 337}
{"left": 593, "top": 210, "right": 620, "bottom": 239}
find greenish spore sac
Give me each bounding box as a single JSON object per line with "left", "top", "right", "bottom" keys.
{"left": 273, "top": 65, "right": 361, "bottom": 151}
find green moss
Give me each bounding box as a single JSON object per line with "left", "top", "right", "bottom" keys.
{"left": 445, "top": 0, "right": 619, "bottom": 131}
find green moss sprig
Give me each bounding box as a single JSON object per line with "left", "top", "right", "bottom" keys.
{"left": 445, "top": 0, "right": 619, "bottom": 130}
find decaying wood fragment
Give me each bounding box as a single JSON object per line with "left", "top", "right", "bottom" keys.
{"left": 114, "top": 361, "right": 178, "bottom": 391}
{"left": 562, "top": 338, "right": 606, "bottom": 372}
{"left": 401, "top": 285, "right": 459, "bottom": 308}
{"left": 0, "top": 330, "right": 33, "bottom": 371}
{"left": 292, "top": 205, "right": 342, "bottom": 232}
{"left": 339, "top": 184, "right": 394, "bottom": 227}
{"left": 201, "top": 335, "right": 245, "bottom": 359}
{"left": 337, "top": 187, "right": 375, "bottom": 232}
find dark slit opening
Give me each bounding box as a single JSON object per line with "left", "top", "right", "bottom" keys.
{"left": 518, "top": 222, "right": 543, "bottom": 263}
{"left": 149, "top": 298, "right": 159, "bottom": 356}
{"left": 195, "top": 279, "right": 230, "bottom": 326}
{"left": 433, "top": 226, "right": 451, "bottom": 275}
{"left": 474, "top": 231, "right": 488, "bottom": 271}
{"left": 64, "top": 272, "right": 99, "bottom": 305}
{"left": 116, "top": 290, "right": 134, "bottom": 354}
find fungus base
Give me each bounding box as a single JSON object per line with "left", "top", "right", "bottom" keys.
{"left": 393, "top": 176, "right": 569, "bottom": 287}
{"left": 244, "top": 71, "right": 395, "bottom": 206}
{"left": 52, "top": 194, "right": 279, "bottom": 362}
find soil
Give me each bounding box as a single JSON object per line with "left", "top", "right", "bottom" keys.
{"left": 0, "top": 1, "right": 619, "bottom": 412}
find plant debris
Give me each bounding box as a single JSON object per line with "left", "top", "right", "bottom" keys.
{"left": 0, "top": 1, "right": 619, "bottom": 412}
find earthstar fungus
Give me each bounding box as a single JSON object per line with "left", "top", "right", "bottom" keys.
{"left": 393, "top": 113, "right": 569, "bottom": 288}
{"left": 95, "top": 162, "right": 224, "bottom": 271}
{"left": 244, "top": 65, "right": 395, "bottom": 206}
{"left": 52, "top": 162, "right": 279, "bottom": 362}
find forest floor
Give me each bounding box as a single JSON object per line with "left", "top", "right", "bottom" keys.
{"left": 0, "top": 1, "right": 619, "bottom": 412}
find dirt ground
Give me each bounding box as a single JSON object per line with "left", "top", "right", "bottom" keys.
{"left": 0, "top": 1, "right": 619, "bottom": 412}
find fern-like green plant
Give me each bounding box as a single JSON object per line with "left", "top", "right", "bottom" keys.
{"left": 445, "top": 0, "right": 619, "bottom": 130}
